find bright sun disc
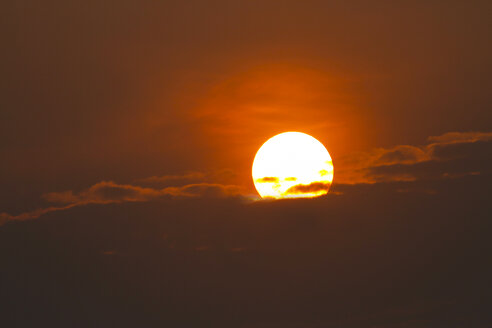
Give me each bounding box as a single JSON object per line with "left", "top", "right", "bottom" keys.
{"left": 252, "top": 132, "right": 334, "bottom": 199}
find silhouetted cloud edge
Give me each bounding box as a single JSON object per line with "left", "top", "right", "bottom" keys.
{"left": 0, "top": 181, "right": 243, "bottom": 225}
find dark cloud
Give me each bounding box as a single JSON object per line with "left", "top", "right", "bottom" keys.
{"left": 284, "top": 182, "right": 331, "bottom": 195}
{"left": 4, "top": 131, "right": 491, "bottom": 225}
{"left": 43, "top": 181, "right": 162, "bottom": 204}
{"left": 429, "top": 139, "right": 492, "bottom": 161}
{"left": 427, "top": 131, "right": 492, "bottom": 144}
{"left": 256, "top": 177, "right": 280, "bottom": 183}
{"left": 1, "top": 173, "right": 490, "bottom": 327}
{"left": 168, "top": 183, "right": 243, "bottom": 199}
{"left": 337, "top": 131, "right": 492, "bottom": 184}
{"left": 374, "top": 145, "right": 427, "bottom": 166}
{"left": 366, "top": 138, "right": 492, "bottom": 183}
{"left": 0, "top": 204, "right": 78, "bottom": 224}
{"left": 1, "top": 181, "right": 244, "bottom": 225}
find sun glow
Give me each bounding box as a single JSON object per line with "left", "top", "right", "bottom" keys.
{"left": 252, "top": 132, "right": 334, "bottom": 199}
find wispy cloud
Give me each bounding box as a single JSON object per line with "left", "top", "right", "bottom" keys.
{"left": 135, "top": 172, "right": 206, "bottom": 185}
{"left": 2, "top": 131, "right": 490, "bottom": 225}
{"left": 1, "top": 181, "right": 243, "bottom": 225}
{"left": 134, "top": 169, "right": 237, "bottom": 187}
{"left": 427, "top": 131, "right": 492, "bottom": 144}
{"left": 336, "top": 131, "right": 492, "bottom": 184}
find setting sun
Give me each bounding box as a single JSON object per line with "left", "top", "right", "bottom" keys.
{"left": 252, "top": 132, "right": 334, "bottom": 199}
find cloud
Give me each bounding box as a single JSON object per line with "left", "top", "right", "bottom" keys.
{"left": 44, "top": 181, "right": 243, "bottom": 206}
{"left": 43, "top": 181, "right": 162, "bottom": 204}
{"left": 427, "top": 131, "right": 492, "bottom": 144}
{"left": 0, "top": 213, "right": 12, "bottom": 226}
{"left": 3, "top": 131, "right": 491, "bottom": 225}
{"left": 1, "top": 170, "right": 489, "bottom": 327}
{"left": 1, "top": 180, "right": 243, "bottom": 225}
{"left": 163, "top": 183, "right": 243, "bottom": 198}
{"left": 337, "top": 131, "right": 492, "bottom": 184}
{"left": 0, "top": 204, "right": 79, "bottom": 224}
{"left": 135, "top": 172, "right": 206, "bottom": 185}
{"left": 374, "top": 145, "right": 428, "bottom": 166}
{"left": 284, "top": 182, "right": 331, "bottom": 195}
{"left": 135, "top": 169, "right": 238, "bottom": 188}
{"left": 255, "top": 177, "right": 280, "bottom": 183}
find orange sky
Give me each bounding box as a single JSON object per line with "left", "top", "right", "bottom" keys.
{"left": 1, "top": 0, "right": 491, "bottom": 211}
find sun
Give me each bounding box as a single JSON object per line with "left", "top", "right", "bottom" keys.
{"left": 252, "top": 132, "right": 334, "bottom": 199}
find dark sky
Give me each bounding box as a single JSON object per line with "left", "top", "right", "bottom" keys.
{"left": 1, "top": 1, "right": 491, "bottom": 327}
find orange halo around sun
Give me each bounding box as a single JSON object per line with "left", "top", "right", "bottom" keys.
{"left": 252, "top": 132, "right": 334, "bottom": 199}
